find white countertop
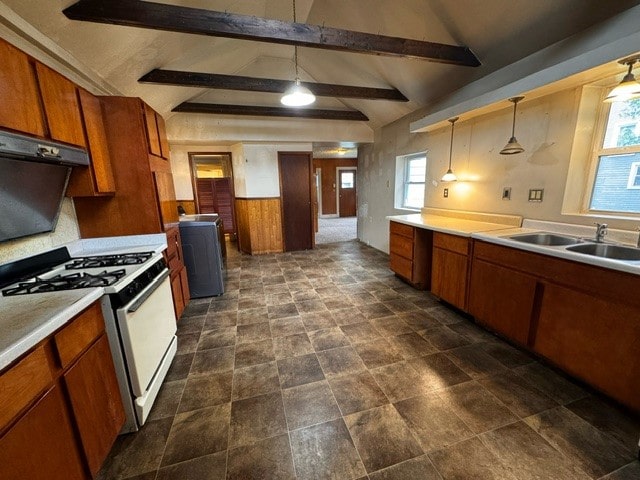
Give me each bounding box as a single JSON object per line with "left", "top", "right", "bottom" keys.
{"left": 387, "top": 213, "right": 516, "bottom": 236}
{"left": 0, "top": 234, "right": 167, "bottom": 371}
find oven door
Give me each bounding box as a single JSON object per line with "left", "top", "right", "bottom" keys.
{"left": 116, "top": 269, "right": 177, "bottom": 397}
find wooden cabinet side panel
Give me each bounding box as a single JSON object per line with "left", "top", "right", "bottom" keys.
{"left": 0, "top": 39, "right": 45, "bottom": 137}
{"left": 35, "top": 63, "right": 85, "bottom": 147}
{"left": 156, "top": 113, "right": 170, "bottom": 159}
{"left": 431, "top": 248, "right": 467, "bottom": 309}
{"left": 153, "top": 171, "right": 179, "bottom": 227}
{"left": 235, "top": 198, "right": 283, "bottom": 254}
{"left": 64, "top": 335, "right": 125, "bottom": 477}
{"left": 179, "top": 265, "right": 190, "bottom": 308}
{"left": 171, "top": 271, "right": 186, "bottom": 319}
{"left": 0, "top": 385, "right": 87, "bottom": 480}
{"left": 534, "top": 284, "right": 640, "bottom": 412}
{"left": 468, "top": 258, "right": 537, "bottom": 345}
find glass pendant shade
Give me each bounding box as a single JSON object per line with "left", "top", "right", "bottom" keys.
{"left": 441, "top": 117, "right": 458, "bottom": 182}
{"left": 281, "top": 79, "right": 316, "bottom": 106}
{"left": 604, "top": 56, "right": 640, "bottom": 103}
{"left": 500, "top": 96, "right": 525, "bottom": 155}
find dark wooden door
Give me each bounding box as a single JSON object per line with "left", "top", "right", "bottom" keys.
{"left": 338, "top": 169, "right": 357, "bottom": 217}
{"left": 279, "top": 152, "right": 313, "bottom": 251}
{"left": 196, "top": 177, "right": 236, "bottom": 235}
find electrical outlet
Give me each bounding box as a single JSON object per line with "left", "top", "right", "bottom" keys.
{"left": 502, "top": 187, "right": 511, "bottom": 200}
{"left": 443, "top": 188, "right": 449, "bottom": 198}
{"left": 528, "top": 189, "right": 544, "bottom": 202}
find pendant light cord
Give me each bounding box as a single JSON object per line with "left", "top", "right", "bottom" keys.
{"left": 511, "top": 99, "right": 517, "bottom": 137}
{"left": 292, "top": 0, "right": 299, "bottom": 79}
{"left": 448, "top": 118, "right": 456, "bottom": 169}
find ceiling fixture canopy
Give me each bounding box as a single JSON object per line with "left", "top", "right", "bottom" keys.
{"left": 281, "top": 0, "right": 315, "bottom": 107}
{"left": 500, "top": 96, "right": 525, "bottom": 155}
{"left": 441, "top": 117, "right": 459, "bottom": 182}
{"left": 604, "top": 55, "right": 640, "bottom": 103}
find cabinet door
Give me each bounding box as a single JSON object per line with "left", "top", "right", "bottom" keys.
{"left": 213, "top": 177, "right": 236, "bottom": 234}
{"left": 64, "top": 334, "right": 125, "bottom": 477}
{"left": 468, "top": 258, "right": 537, "bottom": 345}
{"left": 67, "top": 90, "right": 115, "bottom": 196}
{"left": 431, "top": 247, "right": 468, "bottom": 310}
{"left": 35, "top": 63, "right": 86, "bottom": 147}
{"left": 534, "top": 284, "right": 640, "bottom": 412}
{"left": 171, "top": 270, "right": 186, "bottom": 319}
{"left": 154, "top": 171, "right": 179, "bottom": 227}
{"left": 0, "top": 39, "right": 45, "bottom": 137}
{"left": 0, "top": 384, "right": 86, "bottom": 480}
{"left": 156, "top": 112, "right": 170, "bottom": 159}
{"left": 180, "top": 265, "right": 191, "bottom": 309}
{"left": 143, "top": 103, "right": 162, "bottom": 157}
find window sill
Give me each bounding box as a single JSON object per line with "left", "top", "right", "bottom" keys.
{"left": 395, "top": 207, "right": 421, "bottom": 213}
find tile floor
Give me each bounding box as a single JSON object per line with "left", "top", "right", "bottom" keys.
{"left": 98, "top": 240, "right": 640, "bottom": 480}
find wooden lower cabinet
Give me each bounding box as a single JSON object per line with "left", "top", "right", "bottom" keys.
{"left": 0, "top": 384, "right": 86, "bottom": 480}
{"left": 389, "top": 221, "right": 432, "bottom": 289}
{"left": 534, "top": 284, "right": 640, "bottom": 412}
{"left": 468, "top": 258, "right": 537, "bottom": 345}
{"left": 64, "top": 335, "right": 126, "bottom": 477}
{"left": 468, "top": 240, "right": 640, "bottom": 412}
{"left": 430, "top": 232, "right": 470, "bottom": 310}
{"left": 0, "top": 302, "right": 125, "bottom": 479}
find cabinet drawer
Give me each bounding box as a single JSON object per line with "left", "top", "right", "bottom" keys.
{"left": 390, "top": 253, "right": 413, "bottom": 280}
{"left": 0, "top": 345, "right": 52, "bottom": 431}
{"left": 433, "top": 232, "right": 469, "bottom": 255}
{"left": 54, "top": 302, "right": 104, "bottom": 368}
{"left": 390, "top": 221, "right": 414, "bottom": 238}
{"left": 390, "top": 233, "right": 413, "bottom": 259}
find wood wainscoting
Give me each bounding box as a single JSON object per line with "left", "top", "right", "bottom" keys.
{"left": 177, "top": 200, "right": 196, "bottom": 215}
{"left": 235, "top": 197, "right": 283, "bottom": 254}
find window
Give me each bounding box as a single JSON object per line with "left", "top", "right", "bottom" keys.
{"left": 340, "top": 172, "right": 354, "bottom": 188}
{"left": 589, "top": 98, "right": 640, "bottom": 214}
{"left": 395, "top": 152, "right": 426, "bottom": 210}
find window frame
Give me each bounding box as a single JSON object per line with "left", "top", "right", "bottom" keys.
{"left": 399, "top": 152, "right": 427, "bottom": 210}
{"left": 584, "top": 97, "right": 640, "bottom": 215}
{"left": 627, "top": 161, "right": 640, "bottom": 189}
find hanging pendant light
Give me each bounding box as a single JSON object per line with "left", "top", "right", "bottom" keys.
{"left": 441, "top": 117, "right": 458, "bottom": 182}
{"left": 604, "top": 55, "right": 640, "bottom": 103}
{"left": 500, "top": 96, "right": 525, "bottom": 155}
{"left": 281, "top": 0, "right": 315, "bottom": 107}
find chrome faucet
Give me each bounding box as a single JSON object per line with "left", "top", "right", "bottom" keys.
{"left": 594, "top": 223, "right": 608, "bottom": 243}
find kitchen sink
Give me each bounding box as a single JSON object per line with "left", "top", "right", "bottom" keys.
{"left": 507, "top": 232, "right": 582, "bottom": 246}
{"left": 566, "top": 243, "right": 640, "bottom": 260}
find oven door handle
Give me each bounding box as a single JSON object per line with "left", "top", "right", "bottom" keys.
{"left": 127, "top": 269, "right": 171, "bottom": 313}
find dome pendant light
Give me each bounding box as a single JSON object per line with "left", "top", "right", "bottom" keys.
{"left": 281, "top": 0, "right": 315, "bottom": 107}
{"left": 441, "top": 117, "right": 458, "bottom": 182}
{"left": 500, "top": 96, "right": 525, "bottom": 155}
{"left": 604, "top": 55, "right": 640, "bottom": 103}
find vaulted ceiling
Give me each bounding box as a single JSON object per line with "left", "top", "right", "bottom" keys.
{"left": 1, "top": 0, "right": 639, "bottom": 145}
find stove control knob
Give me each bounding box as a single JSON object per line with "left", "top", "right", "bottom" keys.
{"left": 125, "top": 285, "right": 136, "bottom": 297}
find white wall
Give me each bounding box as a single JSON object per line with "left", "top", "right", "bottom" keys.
{"left": 358, "top": 86, "right": 639, "bottom": 253}
{"left": 169, "top": 142, "right": 312, "bottom": 199}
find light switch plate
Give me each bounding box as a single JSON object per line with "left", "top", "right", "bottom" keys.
{"left": 528, "top": 188, "right": 544, "bottom": 202}
{"left": 502, "top": 187, "right": 511, "bottom": 200}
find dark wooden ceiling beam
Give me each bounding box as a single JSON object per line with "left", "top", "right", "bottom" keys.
{"left": 64, "top": 1, "right": 480, "bottom": 66}
{"left": 139, "top": 69, "right": 408, "bottom": 102}
{"left": 172, "top": 103, "right": 369, "bottom": 121}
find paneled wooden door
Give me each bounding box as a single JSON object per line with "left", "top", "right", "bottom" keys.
{"left": 196, "top": 177, "right": 236, "bottom": 236}
{"left": 338, "top": 169, "right": 357, "bottom": 217}
{"left": 279, "top": 152, "right": 314, "bottom": 251}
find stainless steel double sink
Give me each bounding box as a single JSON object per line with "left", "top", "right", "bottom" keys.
{"left": 505, "top": 232, "right": 640, "bottom": 261}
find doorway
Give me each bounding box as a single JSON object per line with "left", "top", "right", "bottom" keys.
{"left": 278, "top": 152, "right": 314, "bottom": 251}
{"left": 337, "top": 167, "right": 357, "bottom": 217}
{"left": 189, "top": 152, "right": 237, "bottom": 238}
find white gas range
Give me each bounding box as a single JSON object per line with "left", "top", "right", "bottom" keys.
{"left": 0, "top": 244, "right": 177, "bottom": 433}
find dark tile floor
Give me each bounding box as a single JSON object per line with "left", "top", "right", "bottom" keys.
{"left": 98, "top": 240, "right": 640, "bottom": 480}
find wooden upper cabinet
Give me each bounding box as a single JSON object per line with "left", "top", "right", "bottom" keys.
{"left": 35, "top": 63, "right": 86, "bottom": 148}
{"left": 0, "top": 39, "right": 45, "bottom": 137}
{"left": 156, "top": 113, "right": 170, "bottom": 159}
{"left": 66, "top": 89, "right": 116, "bottom": 197}
{"left": 143, "top": 103, "right": 162, "bottom": 157}
{"left": 154, "top": 170, "right": 179, "bottom": 226}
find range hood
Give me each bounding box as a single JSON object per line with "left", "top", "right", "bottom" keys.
{"left": 0, "top": 130, "right": 89, "bottom": 243}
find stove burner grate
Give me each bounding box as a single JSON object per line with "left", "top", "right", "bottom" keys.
{"left": 2, "top": 269, "right": 126, "bottom": 296}
{"left": 65, "top": 252, "right": 154, "bottom": 269}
